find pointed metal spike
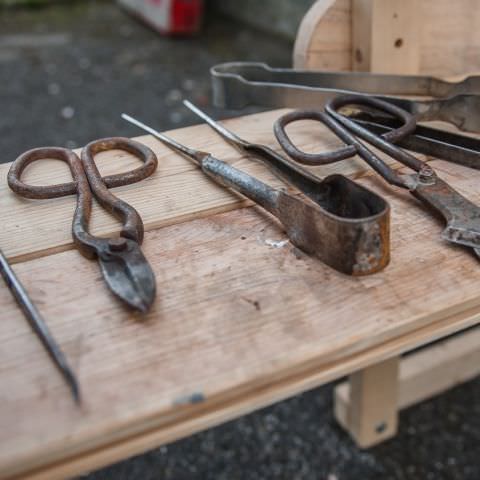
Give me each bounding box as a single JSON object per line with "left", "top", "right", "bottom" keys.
{"left": 0, "top": 248, "right": 81, "bottom": 404}
{"left": 122, "top": 113, "right": 205, "bottom": 164}
{"left": 183, "top": 100, "right": 249, "bottom": 148}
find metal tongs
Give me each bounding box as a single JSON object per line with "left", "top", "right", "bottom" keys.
{"left": 123, "top": 112, "right": 390, "bottom": 276}
{"left": 211, "top": 62, "right": 480, "bottom": 132}
{"left": 274, "top": 95, "right": 480, "bottom": 258}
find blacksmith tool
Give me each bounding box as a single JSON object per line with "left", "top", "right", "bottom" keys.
{"left": 8, "top": 138, "right": 158, "bottom": 313}
{"left": 211, "top": 62, "right": 480, "bottom": 132}
{"left": 274, "top": 95, "right": 480, "bottom": 257}
{"left": 0, "top": 248, "right": 80, "bottom": 403}
{"left": 122, "top": 113, "right": 390, "bottom": 276}
{"left": 346, "top": 112, "right": 480, "bottom": 170}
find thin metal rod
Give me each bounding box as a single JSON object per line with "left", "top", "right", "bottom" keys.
{"left": 121, "top": 113, "right": 202, "bottom": 163}
{"left": 183, "top": 100, "right": 249, "bottom": 148}
{"left": 0, "top": 248, "right": 80, "bottom": 404}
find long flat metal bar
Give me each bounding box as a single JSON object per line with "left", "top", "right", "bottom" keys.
{"left": 212, "top": 62, "right": 480, "bottom": 98}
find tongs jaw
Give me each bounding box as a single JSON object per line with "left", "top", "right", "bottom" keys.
{"left": 274, "top": 174, "right": 390, "bottom": 275}
{"left": 179, "top": 101, "right": 391, "bottom": 274}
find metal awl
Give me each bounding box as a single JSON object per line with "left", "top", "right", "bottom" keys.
{"left": 0, "top": 248, "right": 80, "bottom": 403}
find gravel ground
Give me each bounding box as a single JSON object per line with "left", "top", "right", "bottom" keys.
{"left": 1, "top": 2, "right": 479, "bottom": 479}
{"left": 0, "top": 0, "right": 280, "bottom": 161}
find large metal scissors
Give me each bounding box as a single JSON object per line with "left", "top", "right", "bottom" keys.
{"left": 274, "top": 95, "right": 480, "bottom": 258}
{"left": 8, "top": 137, "right": 158, "bottom": 313}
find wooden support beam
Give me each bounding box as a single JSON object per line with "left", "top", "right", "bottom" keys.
{"left": 335, "top": 327, "right": 480, "bottom": 447}
{"left": 335, "top": 357, "right": 400, "bottom": 448}
{"left": 352, "top": 0, "right": 421, "bottom": 74}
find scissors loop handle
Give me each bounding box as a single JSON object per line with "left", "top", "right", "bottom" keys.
{"left": 8, "top": 137, "right": 157, "bottom": 198}
{"left": 274, "top": 95, "right": 426, "bottom": 189}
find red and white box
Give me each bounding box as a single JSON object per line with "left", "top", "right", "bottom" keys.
{"left": 118, "top": 0, "right": 204, "bottom": 35}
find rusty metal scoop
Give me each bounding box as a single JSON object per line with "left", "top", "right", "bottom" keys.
{"left": 122, "top": 113, "right": 390, "bottom": 276}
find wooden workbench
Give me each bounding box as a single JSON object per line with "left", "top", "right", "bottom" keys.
{"left": 1, "top": 110, "right": 479, "bottom": 480}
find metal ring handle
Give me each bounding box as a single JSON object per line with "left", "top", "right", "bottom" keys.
{"left": 274, "top": 110, "right": 358, "bottom": 165}
{"left": 325, "top": 94, "right": 416, "bottom": 143}
{"left": 274, "top": 95, "right": 417, "bottom": 166}
{"left": 83, "top": 137, "right": 158, "bottom": 189}
{"left": 8, "top": 147, "right": 89, "bottom": 199}
{"left": 7, "top": 147, "right": 100, "bottom": 257}
{"left": 81, "top": 138, "right": 157, "bottom": 244}
{"left": 326, "top": 95, "right": 425, "bottom": 174}
{"left": 8, "top": 138, "right": 158, "bottom": 198}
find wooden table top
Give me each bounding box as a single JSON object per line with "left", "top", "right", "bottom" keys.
{"left": 1, "top": 110, "right": 479, "bottom": 480}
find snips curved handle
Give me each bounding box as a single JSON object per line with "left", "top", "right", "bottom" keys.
{"left": 8, "top": 146, "right": 98, "bottom": 258}
{"left": 81, "top": 137, "right": 157, "bottom": 245}
{"left": 7, "top": 138, "right": 158, "bottom": 258}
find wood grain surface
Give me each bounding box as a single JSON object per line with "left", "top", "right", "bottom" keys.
{"left": 2, "top": 110, "right": 480, "bottom": 479}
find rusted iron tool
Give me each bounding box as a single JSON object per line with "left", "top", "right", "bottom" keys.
{"left": 274, "top": 95, "right": 480, "bottom": 257}
{"left": 345, "top": 112, "right": 480, "bottom": 170}
{"left": 0, "top": 248, "right": 80, "bottom": 403}
{"left": 8, "top": 138, "right": 158, "bottom": 313}
{"left": 211, "top": 62, "right": 480, "bottom": 132}
{"left": 122, "top": 113, "right": 390, "bottom": 276}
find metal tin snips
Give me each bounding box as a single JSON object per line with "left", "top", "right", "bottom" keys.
{"left": 8, "top": 137, "right": 158, "bottom": 313}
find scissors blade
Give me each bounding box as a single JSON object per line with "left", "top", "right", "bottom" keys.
{"left": 98, "top": 239, "right": 156, "bottom": 314}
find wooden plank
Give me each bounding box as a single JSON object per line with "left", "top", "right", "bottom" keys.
{"left": 2, "top": 151, "right": 480, "bottom": 477}
{"left": 335, "top": 327, "right": 480, "bottom": 445}
{"left": 352, "top": 0, "right": 420, "bottom": 74}
{"left": 293, "top": 0, "right": 480, "bottom": 76}
{"left": 12, "top": 314, "right": 479, "bottom": 480}
{"left": 0, "top": 108, "right": 398, "bottom": 264}
{"left": 399, "top": 328, "right": 480, "bottom": 407}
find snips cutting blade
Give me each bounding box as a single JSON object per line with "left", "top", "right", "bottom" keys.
{"left": 97, "top": 238, "right": 156, "bottom": 314}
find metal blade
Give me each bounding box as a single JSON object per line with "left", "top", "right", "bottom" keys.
{"left": 98, "top": 239, "right": 156, "bottom": 313}
{"left": 122, "top": 113, "right": 208, "bottom": 165}
{"left": 183, "top": 100, "right": 250, "bottom": 148}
